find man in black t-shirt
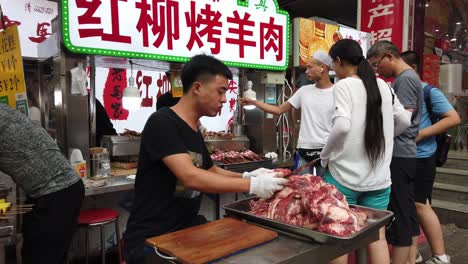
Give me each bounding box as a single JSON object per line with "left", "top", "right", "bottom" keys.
{"left": 124, "top": 55, "right": 287, "bottom": 264}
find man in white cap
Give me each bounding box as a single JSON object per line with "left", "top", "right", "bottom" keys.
{"left": 240, "top": 50, "right": 334, "bottom": 176}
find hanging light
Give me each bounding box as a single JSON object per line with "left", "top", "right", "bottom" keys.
{"left": 243, "top": 80, "right": 256, "bottom": 110}
{"left": 122, "top": 60, "right": 142, "bottom": 110}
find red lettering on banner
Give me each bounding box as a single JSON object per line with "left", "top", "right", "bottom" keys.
{"left": 367, "top": 4, "right": 394, "bottom": 28}
{"left": 76, "top": 0, "right": 131, "bottom": 43}
{"left": 226, "top": 11, "right": 256, "bottom": 58}
{"left": 185, "top": 1, "right": 222, "bottom": 54}
{"left": 151, "top": 0, "right": 180, "bottom": 50}
{"left": 260, "top": 17, "right": 283, "bottom": 61}
{"left": 156, "top": 73, "right": 171, "bottom": 99}
{"left": 360, "top": 0, "right": 403, "bottom": 50}
{"left": 370, "top": 28, "right": 392, "bottom": 45}
{"left": 227, "top": 80, "right": 238, "bottom": 94}
{"left": 103, "top": 68, "right": 129, "bottom": 120}
{"left": 135, "top": 70, "right": 154, "bottom": 107}
{"left": 229, "top": 98, "right": 237, "bottom": 112}
{"left": 28, "top": 22, "right": 52, "bottom": 43}
{"left": 0, "top": 16, "right": 21, "bottom": 30}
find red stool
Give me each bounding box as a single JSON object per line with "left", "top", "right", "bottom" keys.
{"left": 78, "top": 208, "right": 122, "bottom": 264}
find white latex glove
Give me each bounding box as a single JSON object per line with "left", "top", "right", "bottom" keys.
{"left": 242, "top": 167, "right": 275, "bottom": 178}
{"left": 249, "top": 175, "right": 287, "bottom": 198}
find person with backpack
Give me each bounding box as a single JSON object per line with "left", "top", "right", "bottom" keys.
{"left": 401, "top": 51, "right": 460, "bottom": 264}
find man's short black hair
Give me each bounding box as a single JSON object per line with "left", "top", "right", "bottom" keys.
{"left": 156, "top": 92, "right": 180, "bottom": 110}
{"left": 401, "top": 50, "right": 421, "bottom": 71}
{"left": 181, "top": 54, "right": 233, "bottom": 94}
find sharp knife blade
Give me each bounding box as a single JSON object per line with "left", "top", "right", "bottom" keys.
{"left": 286, "top": 158, "right": 320, "bottom": 177}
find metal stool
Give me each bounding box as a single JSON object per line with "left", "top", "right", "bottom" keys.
{"left": 78, "top": 208, "right": 122, "bottom": 264}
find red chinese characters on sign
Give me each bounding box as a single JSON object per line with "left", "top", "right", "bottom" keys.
{"left": 0, "top": 16, "right": 21, "bottom": 30}
{"left": 260, "top": 17, "right": 283, "bottom": 61}
{"left": 103, "top": 68, "right": 129, "bottom": 120}
{"left": 136, "top": 70, "right": 154, "bottom": 107}
{"left": 76, "top": 0, "right": 131, "bottom": 43}
{"left": 228, "top": 98, "right": 237, "bottom": 112}
{"left": 359, "top": 0, "right": 404, "bottom": 50}
{"left": 134, "top": 0, "right": 180, "bottom": 49}
{"left": 155, "top": 73, "right": 171, "bottom": 98}
{"left": 227, "top": 80, "right": 238, "bottom": 94}
{"left": 185, "top": 1, "right": 222, "bottom": 54}
{"left": 28, "top": 22, "right": 52, "bottom": 43}
{"left": 226, "top": 11, "right": 256, "bottom": 58}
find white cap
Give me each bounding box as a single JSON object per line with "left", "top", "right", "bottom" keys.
{"left": 312, "top": 50, "right": 333, "bottom": 68}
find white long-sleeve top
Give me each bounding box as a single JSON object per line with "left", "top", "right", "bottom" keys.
{"left": 321, "top": 77, "right": 411, "bottom": 191}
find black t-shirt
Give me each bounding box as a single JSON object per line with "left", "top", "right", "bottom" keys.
{"left": 125, "top": 107, "right": 213, "bottom": 247}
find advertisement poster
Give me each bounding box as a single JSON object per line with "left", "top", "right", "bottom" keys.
{"left": 293, "top": 18, "right": 340, "bottom": 67}
{"left": 0, "top": 25, "right": 28, "bottom": 113}
{"left": 293, "top": 18, "right": 369, "bottom": 67}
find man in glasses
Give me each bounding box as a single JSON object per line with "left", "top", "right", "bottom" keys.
{"left": 367, "top": 41, "right": 423, "bottom": 264}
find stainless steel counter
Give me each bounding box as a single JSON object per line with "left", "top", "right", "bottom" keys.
{"left": 147, "top": 230, "right": 378, "bottom": 264}
{"left": 84, "top": 175, "right": 135, "bottom": 196}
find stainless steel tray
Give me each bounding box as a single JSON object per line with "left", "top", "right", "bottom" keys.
{"left": 224, "top": 197, "right": 393, "bottom": 244}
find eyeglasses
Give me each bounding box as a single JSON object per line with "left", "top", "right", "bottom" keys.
{"left": 370, "top": 55, "right": 387, "bottom": 69}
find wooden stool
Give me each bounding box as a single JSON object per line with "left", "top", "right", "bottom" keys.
{"left": 78, "top": 208, "right": 122, "bottom": 264}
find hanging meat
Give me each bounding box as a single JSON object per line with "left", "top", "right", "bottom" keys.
{"left": 249, "top": 174, "right": 368, "bottom": 237}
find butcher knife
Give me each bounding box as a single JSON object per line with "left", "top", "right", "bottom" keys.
{"left": 285, "top": 158, "right": 320, "bottom": 177}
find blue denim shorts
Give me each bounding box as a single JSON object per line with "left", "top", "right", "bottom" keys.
{"left": 323, "top": 170, "right": 390, "bottom": 210}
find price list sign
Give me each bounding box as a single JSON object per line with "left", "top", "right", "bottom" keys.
{"left": 0, "top": 25, "right": 27, "bottom": 113}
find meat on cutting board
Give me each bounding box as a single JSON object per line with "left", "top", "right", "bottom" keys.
{"left": 249, "top": 174, "right": 368, "bottom": 237}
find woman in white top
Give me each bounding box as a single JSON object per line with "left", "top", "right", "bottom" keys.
{"left": 320, "top": 39, "right": 411, "bottom": 264}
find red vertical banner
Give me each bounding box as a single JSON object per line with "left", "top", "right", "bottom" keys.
{"left": 359, "top": 0, "right": 406, "bottom": 51}
{"left": 103, "top": 68, "right": 129, "bottom": 120}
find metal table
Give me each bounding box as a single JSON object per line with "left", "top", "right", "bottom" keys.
{"left": 84, "top": 175, "right": 135, "bottom": 196}
{"left": 146, "top": 231, "right": 378, "bottom": 264}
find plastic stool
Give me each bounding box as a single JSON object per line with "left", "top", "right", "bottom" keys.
{"left": 78, "top": 208, "right": 122, "bottom": 264}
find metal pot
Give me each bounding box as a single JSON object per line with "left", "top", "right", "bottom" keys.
{"left": 230, "top": 124, "right": 245, "bottom": 136}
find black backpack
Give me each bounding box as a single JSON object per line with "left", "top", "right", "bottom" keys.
{"left": 423, "top": 84, "right": 451, "bottom": 167}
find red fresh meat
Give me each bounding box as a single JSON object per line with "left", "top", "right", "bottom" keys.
{"left": 273, "top": 168, "right": 292, "bottom": 177}
{"left": 211, "top": 149, "right": 264, "bottom": 164}
{"left": 249, "top": 174, "right": 368, "bottom": 237}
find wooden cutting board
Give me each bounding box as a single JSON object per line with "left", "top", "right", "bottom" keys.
{"left": 145, "top": 217, "right": 278, "bottom": 264}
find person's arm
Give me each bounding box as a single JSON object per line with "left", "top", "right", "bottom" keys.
{"left": 239, "top": 97, "right": 293, "bottom": 115}
{"left": 394, "top": 75, "right": 421, "bottom": 112}
{"left": 208, "top": 165, "right": 243, "bottom": 178}
{"left": 392, "top": 94, "right": 412, "bottom": 136}
{"left": 163, "top": 154, "right": 287, "bottom": 197}
{"left": 416, "top": 110, "right": 460, "bottom": 143}
{"left": 415, "top": 88, "right": 461, "bottom": 142}
{"left": 163, "top": 154, "right": 250, "bottom": 193}
{"left": 320, "top": 117, "right": 351, "bottom": 163}
{"left": 320, "top": 82, "right": 352, "bottom": 166}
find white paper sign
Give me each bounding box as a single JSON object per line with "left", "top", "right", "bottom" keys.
{"left": 0, "top": 0, "right": 58, "bottom": 58}
{"left": 93, "top": 67, "right": 239, "bottom": 133}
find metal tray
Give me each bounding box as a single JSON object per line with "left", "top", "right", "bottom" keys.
{"left": 223, "top": 197, "right": 393, "bottom": 244}
{"left": 215, "top": 158, "right": 274, "bottom": 172}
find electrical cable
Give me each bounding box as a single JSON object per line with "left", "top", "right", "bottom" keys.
{"left": 275, "top": 78, "right": 294, "bottom": 161}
